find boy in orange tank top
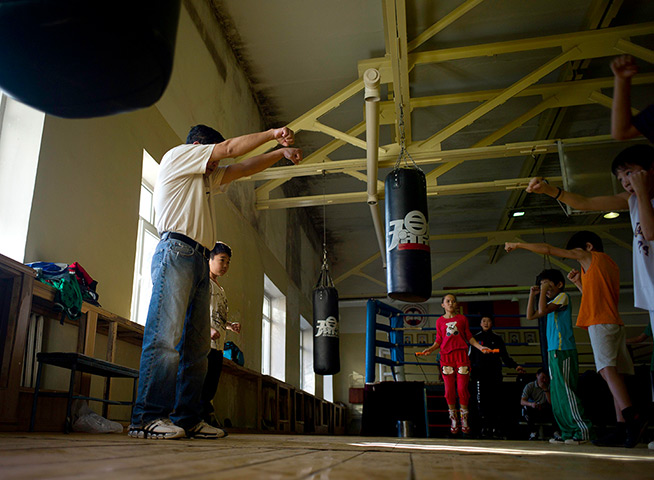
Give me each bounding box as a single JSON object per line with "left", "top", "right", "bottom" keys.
{"left": 505, "top": 231, "right": 645, "bottom": 448}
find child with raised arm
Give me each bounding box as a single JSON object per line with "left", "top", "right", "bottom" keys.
{"left": 525, "top": 145, "right": 654, "bottom": 335}
{"left": 610, "top": 55, "right": 654, "bottom": 143}
{"left": 506, "top": 231, "right": 643, "bottom": 448}
{"left": 417, "top": 294, "right": 490, "bottom": 435}
{"left": 526, "top": 269, "right": 592, "bottom": 444}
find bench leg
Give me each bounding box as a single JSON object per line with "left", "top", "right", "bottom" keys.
{"left": 130, "top": 377, "right": 138, "bottom": 422}
{"left": 65, "top": 364, "right": 77, "bottom": 434}
{"left": 29, "top": 362, "right": 44, "bottom": 432}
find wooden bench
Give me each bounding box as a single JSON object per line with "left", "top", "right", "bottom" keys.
{"left": 29, "top": 352, "right": 139, "bottom": 433}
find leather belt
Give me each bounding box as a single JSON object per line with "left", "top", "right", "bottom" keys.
{"left": 162, "top": 232, "right": 211, "bottom": 260}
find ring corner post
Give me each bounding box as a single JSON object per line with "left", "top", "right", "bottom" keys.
{"left": 365, "top": 299, "right": 378, "bottom": 384}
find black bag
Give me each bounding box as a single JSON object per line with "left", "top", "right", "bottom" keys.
{"left": 223, "top": 341, "right": 244, "bottom": 366}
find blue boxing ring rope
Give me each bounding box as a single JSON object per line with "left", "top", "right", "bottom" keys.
{"left": 365, "top": 299, "right": 441, "bottom": 383}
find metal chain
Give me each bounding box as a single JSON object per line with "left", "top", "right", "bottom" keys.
{"left": 322, "top": 168, "right": 327, "bottom": 267}
{"left": 394, "top": 103, "right": 421, "bottom": 170}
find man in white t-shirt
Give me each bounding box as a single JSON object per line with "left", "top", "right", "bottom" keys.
{"left": 129, "top": 125, "right": 301, "bottom": 440}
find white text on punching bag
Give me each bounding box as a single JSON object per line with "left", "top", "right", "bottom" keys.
{"left": 387, "top": 210, "right": 430, "bottom": 252}
{"left": 315, "top": 316, "right": 339, "bottom": 337}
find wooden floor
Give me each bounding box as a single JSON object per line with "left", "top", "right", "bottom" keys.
{"left": 1, "top": 433, "right": 653, "bottom": 479}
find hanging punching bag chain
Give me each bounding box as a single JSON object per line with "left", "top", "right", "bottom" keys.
{"left": 394, "top": 104, "right": 421, "bottom": 171}
{"left": 313, "top": 167, "right": 340, "bottom": 375}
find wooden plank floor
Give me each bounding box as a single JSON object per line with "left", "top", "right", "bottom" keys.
{"left": 0, "top": 433, "right": 653, "bottom": 479}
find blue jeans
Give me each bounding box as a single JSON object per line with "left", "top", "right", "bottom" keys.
{"left": 131, "top": 236, "right": 211, "bottom": 429}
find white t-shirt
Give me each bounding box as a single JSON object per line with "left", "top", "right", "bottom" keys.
{"left": 210, "top": 279, "right": 229, "bottom": 351}
{"left": 154, "top": 144, "right": 228, "bottom": 249}
{"left": 629, "top": 194, "right": 654, "bottom": 310}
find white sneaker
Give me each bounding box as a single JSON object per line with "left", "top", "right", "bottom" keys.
{"left": 186, "top": 420, "right": 227, "bottom": 439}
{"left": 549, "top": 437, "right": 564, "bottom": 444}
{"left": 564, "top": 438, "right": 587, "bottom": 445}
{"left": 128, "top": 418, "right": 185, "bottom": 440}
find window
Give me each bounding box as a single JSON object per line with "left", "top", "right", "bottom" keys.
{"left": 130, "top": 150, "right": 159, "bottom": 325}
{"left": 323, "top": 375, "right": 333, "bottom": 402}
{"left": 0, "top": 91, "right": 45, "bottom": 262}
{"left": 261, "top": 294, "right": 272, "bottom": 376}
{"left": 300, "top": 316, "right": 314, "bottom": 394}
{"left": 261, "top": 275, "right": 286, "bottom": 380}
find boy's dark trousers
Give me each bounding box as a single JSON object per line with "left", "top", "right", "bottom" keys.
{"left": 200, "top": 349, "right": 224, "bottom": 422}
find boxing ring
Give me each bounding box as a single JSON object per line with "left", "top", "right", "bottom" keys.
{"left": 364, "top": 299, "right": 548, "bottom": 384}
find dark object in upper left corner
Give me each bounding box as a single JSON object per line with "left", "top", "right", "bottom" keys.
{"left": 0, "top": 0, "right": 181, "bottom": 118}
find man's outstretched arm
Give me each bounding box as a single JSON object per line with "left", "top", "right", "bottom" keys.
{"left": 220, "top": 147, "right": 302, "bottom": 185}
{"left": 206, "top": 127, "right": 295, "bottom": 175}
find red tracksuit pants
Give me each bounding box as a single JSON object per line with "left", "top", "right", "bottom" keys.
{"left": 441, "top": 349, "right": 470, "bottom": 406}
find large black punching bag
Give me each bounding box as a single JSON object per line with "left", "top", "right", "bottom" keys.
{"left": 0, "top": 0, "right": 181, "bottom": 118}
{"left": 385, "top": 167, "right": 431, "bottom": 302}
{"left": 313, "top": 260, "right": 340, "bottom": 375}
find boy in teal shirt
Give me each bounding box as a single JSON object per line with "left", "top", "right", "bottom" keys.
{"left": 526, "top": 269, "right": 593, "bottom": 444}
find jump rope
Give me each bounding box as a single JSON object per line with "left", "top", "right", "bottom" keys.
{"left": 413, "top": 349, "right": 499, "bottom": 383}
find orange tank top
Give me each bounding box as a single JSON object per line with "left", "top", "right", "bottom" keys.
{"left": 576, "top": 251, "right": 622, "bottom": 329}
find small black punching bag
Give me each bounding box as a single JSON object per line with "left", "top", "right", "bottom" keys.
{"left": 313, "top": 256, "right": 340, "bottom": 375}
{"left": 385, "top": 167, "right": 431, "bottom": 302}
{"left": 0, "top": 0, "right": 181, "bottom": 118}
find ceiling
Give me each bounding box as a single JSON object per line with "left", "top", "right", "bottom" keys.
{"left": 209, "top": 0, "right": 654, "bottom": 301}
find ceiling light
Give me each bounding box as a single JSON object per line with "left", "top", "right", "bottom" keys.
{"left": 512, "top": 211, "right": 525, "bottom": 217}
{"left": 603, "top": 212, "right": 620, "bottom": 219}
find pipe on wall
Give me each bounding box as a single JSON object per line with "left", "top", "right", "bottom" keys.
{"left": 364, "top": 68, "right": 386, "bottom": 268}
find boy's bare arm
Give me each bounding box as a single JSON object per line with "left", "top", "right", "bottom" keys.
{"left": 525, "top": 286, "right": 540, "bottom": 321}
{"left": 526, "top": 177, "right": 629, "bottom": 211}
{"left": 630, "top": 170, "right": 654, "bottom": 241}
{"left": 505, "top": 241, "right": 586, "bottom": 261}
{"left": 611, "top": 55, "right": 641, "bottom": 141}
{"left": 567, "top": 269, "right": 582, "bottom": 292}
{"left": 537, "top": 286, "right": 561, "bottom": 317}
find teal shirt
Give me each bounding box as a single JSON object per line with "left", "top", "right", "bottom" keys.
{"left": 546, "top": 292, "right": 576, "bottom": 351}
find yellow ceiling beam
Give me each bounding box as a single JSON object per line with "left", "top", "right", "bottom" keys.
{"left": 358, "top": 22, "right": 654, "bottom": 80}
{"left": 238, "top": 134, "right": 616, "bottom": 183}
{"left": 334, "top": 251, "right": 381, "bottom": 285}
{"left": 418, "top": 47, "right": 581, "bottom": 153}
{"left": 255, "top": 176, "right": 561, "bottom": 210}
{"left": 254, "top": 121, "right": 366, "bottom": 200}
{"left": 307, "top": 120, "right": 387, "bottom": 155}
{"left": 599, "top": 231, "right": 633, "bottom": 251}
{"left": 429, "top": 223, "right": 630, "bottom": 241}
{"left": 383, "top": 0, "right": 412, "bottom": 145}
{"left": 378, "top": 73, "right": 654, "bottom": 124}
{"left": 238, "top": 78, "right": 364, "bottom": 163}
{"left": 354, "top": 271, "right": 386, "bottom": 288}
{"left": 615, "top": 39, "right": 654, "bottom": 64}
{"left": 431, "top": 239, "right": 495, "bottom": 282}
{"left": 407, "top": 0, "right": 485, "bottom": 51}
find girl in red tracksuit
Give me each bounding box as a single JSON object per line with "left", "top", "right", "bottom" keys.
{"left": 419, "top": 294, "right": 489, "bottom": 435}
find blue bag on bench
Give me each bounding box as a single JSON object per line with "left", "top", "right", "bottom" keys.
{"left": 224, "top": 341, "right": 244, "bottom": 366}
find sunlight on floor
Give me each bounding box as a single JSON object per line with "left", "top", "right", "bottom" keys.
{"left": 347, "top": 441, "right": 654, "bottom": 462}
